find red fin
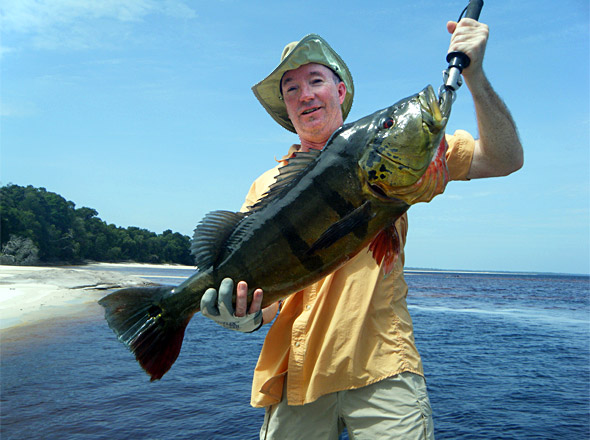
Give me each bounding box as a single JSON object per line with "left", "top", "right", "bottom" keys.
{"left": 99, "top": 286, "right": 190, "bottom": 381}
{"left": 368, "top": 225, "right": 400, "bottom": 276}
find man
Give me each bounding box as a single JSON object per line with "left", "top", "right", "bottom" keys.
{"left": 200, "top": 19, "right": 523, "bottom": 439}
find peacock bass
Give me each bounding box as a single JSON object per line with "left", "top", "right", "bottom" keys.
{"left": 99, "top": 85, "right": 450, "bottom": 381}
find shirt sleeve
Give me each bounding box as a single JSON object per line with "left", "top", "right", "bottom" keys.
{"left": 240, "top": 145, "right": 301, "bottom": 212}
{"left": 445, "top": 129, "right": 475, "bottom": 181}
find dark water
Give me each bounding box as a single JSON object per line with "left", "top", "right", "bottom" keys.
{"left": 1, "top": 268, "right": 588, "bottom": 439}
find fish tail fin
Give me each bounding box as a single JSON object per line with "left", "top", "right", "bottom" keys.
{"left": 98, "top": 286, "right": 191, "bottom": 381}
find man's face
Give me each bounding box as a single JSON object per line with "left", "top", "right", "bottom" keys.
{"left": 281, "top": 63, "right": 346, "bottom": 146}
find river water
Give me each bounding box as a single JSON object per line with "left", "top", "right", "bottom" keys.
{"left": 1, "top": 267, "right": 588, "bottom": 439}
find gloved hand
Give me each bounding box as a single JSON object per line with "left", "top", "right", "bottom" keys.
{"left": 200, "top": 278, "right": 263, "bottom": 333}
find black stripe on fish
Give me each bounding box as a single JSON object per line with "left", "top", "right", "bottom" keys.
{"left": 314, "top": 176, "right": 357, "bottom": 219}
{"left": 312, "top": 174, "right": 371, "bottom": 242}
{"left": 213, "top": 256, "right": 255, "bottom": 288}
{"left": 274, "top": 210, "right": 324, "bottom": 272}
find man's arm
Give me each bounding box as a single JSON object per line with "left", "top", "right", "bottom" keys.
{"left": 447, "top": 19, "right": 524, "bottom": 179}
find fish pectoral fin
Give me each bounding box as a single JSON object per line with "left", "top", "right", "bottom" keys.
{"left": 191, "top": 210, "right": 247, "bottom": 269}
{"left": 368, "top": 224, "right": 400, "bottom": 276}
{"left": 307, "top": 202, "right": 374, "bottom": 255}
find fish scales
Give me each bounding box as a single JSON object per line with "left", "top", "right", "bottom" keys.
{"left": 99, "top": 85, "right": 450, "bottom": 380}
{"left": 202, "top": 128, "right": 393, "bottom": 302}
{"left": 202, "top": 143, "right": 379, "bottom": 302}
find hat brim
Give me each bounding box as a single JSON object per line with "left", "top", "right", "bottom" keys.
{"left": 252, "top": 34, "right": 354, "bottom": 133}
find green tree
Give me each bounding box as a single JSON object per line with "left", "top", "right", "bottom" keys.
{"left": 1, "top": 184, "right": 193, "bottom": 265}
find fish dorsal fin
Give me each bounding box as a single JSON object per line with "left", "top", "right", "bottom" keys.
{"left": 191, "top": 210, "right": 247, "bottom": 269}
{"left": 368, "top": 224, "right": 400, "bottom": 276}
{"left": 307, "top": 201, "right": 374, "bottom": 255}
{"left": 248, "top": 149, "right": 321, "bottom": 213}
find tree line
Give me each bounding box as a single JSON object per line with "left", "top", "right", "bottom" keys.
{"left": 0, "top": 184, "right": 194, "bottom": 266}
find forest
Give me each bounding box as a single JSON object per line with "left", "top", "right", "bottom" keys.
{"left": 0, "top": 184, "right": 193, "bottom": 266}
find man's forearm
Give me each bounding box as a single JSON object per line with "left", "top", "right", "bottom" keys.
{"left": 465, "top": 71, "right": 524, "bottom": 179}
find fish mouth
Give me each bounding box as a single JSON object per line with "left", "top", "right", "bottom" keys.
{"left": 376, "top": 151, "right": 424, "bottom": 174}
{"left": 419, "top": 86, "right": 444, "bottom": 133}
{"left": 367, "top": 181, "right": 399, "bottom": 202}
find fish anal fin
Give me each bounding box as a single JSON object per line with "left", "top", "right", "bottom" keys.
{"left": 307, "top": 201, "right": 373, "bottom": 255}
{"left": 368, "top": 224, "right": 400, "bottom": 276}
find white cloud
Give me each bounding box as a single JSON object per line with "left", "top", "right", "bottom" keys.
{"left": 0, "top": 46, "right": 16, "bottom": 58}
{"left": 0, "top": 0, "right": 196, "bottom": 50}
{"left": 2, "top": 0, "right": 149, "bottom": 32}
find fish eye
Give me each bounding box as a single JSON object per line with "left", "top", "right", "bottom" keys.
{"left": 383, "top": 118, "right": 394, "bottom": 129}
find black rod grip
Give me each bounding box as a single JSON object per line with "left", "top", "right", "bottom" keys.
{"left": 464, "top": 0, "right": 484, "bottom": 21}
{"left": 446, "top": 51, "right": 470, "bottom": 71}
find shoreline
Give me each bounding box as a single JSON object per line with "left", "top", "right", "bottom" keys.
{"left": 0, "top": 263, "right": 192, "bottom": 331}
{"left": 83, "top": 262, "right": 195, "bottom": 270}
{"left": 1, "top": 262, "right": 585, "bottom": 332}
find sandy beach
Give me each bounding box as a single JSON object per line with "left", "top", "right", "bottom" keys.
{"left": 0, "top": 263, "right": 192, "bottom": 330}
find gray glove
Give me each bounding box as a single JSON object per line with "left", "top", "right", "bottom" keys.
{"left": 200, "top": 278, "right": 263, "bottom": 333}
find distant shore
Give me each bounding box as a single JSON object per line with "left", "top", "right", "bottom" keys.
{"left": 0, "top": 263, "right": 193, "bottom": 330}
{"left": 1, "top": 262, "right": 584, "bottom": 331}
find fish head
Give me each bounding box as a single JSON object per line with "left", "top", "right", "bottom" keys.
{"left": 358, "top": 85, "right": 449, "bottom": 205}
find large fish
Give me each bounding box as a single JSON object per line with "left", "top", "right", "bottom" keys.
{"left": 99, "top": 85, "right": 450, "bottom": 380}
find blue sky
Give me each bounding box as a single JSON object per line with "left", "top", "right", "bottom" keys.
{"left": 1, "top": 0, "right": 588, "bottom": 274}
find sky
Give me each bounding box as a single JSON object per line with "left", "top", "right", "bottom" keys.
{"left": 1, "top": 0, "right": 588, "bottom": 275}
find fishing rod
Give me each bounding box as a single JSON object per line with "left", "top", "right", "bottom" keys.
{"left": 439, "top": 0, "right": 484, "bottom": 118}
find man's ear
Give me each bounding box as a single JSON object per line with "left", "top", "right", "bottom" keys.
{"left": 338, "top": 81, "right": 346, "bottom": 105}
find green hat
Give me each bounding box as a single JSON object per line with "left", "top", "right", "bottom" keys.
{"left": 252, "top": 34, "right": 354, "bottom": 133}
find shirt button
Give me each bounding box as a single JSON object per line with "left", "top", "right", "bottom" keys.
{"left": 305, "top": 305, "right": 311, "bottom": 311}
{"left": 294, "top": 342, "right": 300, "bottom": 347}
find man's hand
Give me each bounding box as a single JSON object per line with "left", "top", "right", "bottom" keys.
{"left": 446, "top": 18, "right": 489, "bottom": 81}
{"left": 201, "top": 278, "right": 264, "bottom": 332}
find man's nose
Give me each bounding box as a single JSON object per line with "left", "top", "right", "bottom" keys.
{"left": 299, "top": 84, "right": 314, "bottom": 101}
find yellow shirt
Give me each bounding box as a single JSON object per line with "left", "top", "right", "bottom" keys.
{"left": 243, "top": 130, "right": 475, "bottom": 407}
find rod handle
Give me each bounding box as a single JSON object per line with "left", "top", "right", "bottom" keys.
{"left": 445, "top": 0, "right": 484, "bottom": 72}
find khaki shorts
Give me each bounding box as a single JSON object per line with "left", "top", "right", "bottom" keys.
{"left": 260, "top": 372, "right": 434, "bottom": 440}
